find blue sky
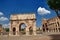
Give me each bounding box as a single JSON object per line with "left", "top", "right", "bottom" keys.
{"left": 0, "top": 0, "right": 57, "bottom": 28}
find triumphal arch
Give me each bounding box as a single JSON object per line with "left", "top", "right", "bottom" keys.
{"left": 9, "top": 13, "right": 36, "bottom": 36}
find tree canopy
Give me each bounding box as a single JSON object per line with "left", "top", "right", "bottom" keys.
{"left": 47, "top": 0, "right": 60, "bottom": 10}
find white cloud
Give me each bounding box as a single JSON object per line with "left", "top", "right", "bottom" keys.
{"left": 3, "top": 23, "right": 10, "bottom": 28}
{"left": 0, "top": 17, "right": 8, "bottom": 21}
{"left": 0, "top": 12, "right": 3, "bottom": 16}
{"left": 37, "top": 7, "right": 50, "bottom": 15}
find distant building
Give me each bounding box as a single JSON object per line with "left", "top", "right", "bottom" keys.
{"left": 42, "top": 16, "right": 60, "bottom": 32}
{"left": 0, "top": 24, "right": 3, "bottom": 32}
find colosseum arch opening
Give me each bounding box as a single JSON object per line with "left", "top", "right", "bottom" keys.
{"left": 9, "top": 13, "right": 36, "bottom": 36}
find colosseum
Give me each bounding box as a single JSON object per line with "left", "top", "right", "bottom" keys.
{"left": 42, "top": 16, "right": 60, "bottom": 32}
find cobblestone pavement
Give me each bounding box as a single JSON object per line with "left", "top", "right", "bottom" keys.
{"left": 0, "top": 32, "right": 60, "bottom": 40}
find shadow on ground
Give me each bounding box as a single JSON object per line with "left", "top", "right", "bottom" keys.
{"left": 48, "top": 34, "right": 60, "bottom": 40}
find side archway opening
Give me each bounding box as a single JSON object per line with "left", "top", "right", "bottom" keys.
{"left": 13, "top": 27, "right": 16, "bottom": 35}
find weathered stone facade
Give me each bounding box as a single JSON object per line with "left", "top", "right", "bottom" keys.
{"left": 42, "top": 16, "right": 60, "bottom": 32}
{"left": 9, "top": 13, "right": 36, "bottom": 36}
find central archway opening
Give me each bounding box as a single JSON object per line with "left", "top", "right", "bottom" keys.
{"left": 19, "top": 23, "right": 26, "bottom": 35}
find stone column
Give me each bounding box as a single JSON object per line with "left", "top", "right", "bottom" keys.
{"left": 42, "top": 28, "right": 44, "bottom": 33}
{"left": 48, "top": 29, "right": 49, "bottom": 32}
{"left": 56, "top": 22, "right": 59, "bottom": 32}
{"left": 33, "top": 22, "right": 36, "bottom": 35}
{"left": 55, "top": 28, "right": 56, "bottom": 32}
{"left": 9, "top": 22, "right": 13, "bottom": 36}
{"left": 57, "top": 28, "right": 59, "bottom": 32}
{"left": 16, "top": 27, "right": 18, "bottom": 36}
{"left": 26, "top": 27, "right": 29, "bottom": 35}
{"left": 45, "top": 28, "right": 46, "bottom": 32}
{"left": 9, "top": 31, "right": 12, "bottom": 36}
{"left": 15, "top": 24, "right": 19, "bottom": 36}
{"left": 53, "top": 29, "right": 54, "bottom": 32}
{"left": 33, "top": 27, "right": 36, "bottom": 35}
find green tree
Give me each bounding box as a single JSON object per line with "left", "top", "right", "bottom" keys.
{"left": 4, "top": 28, "right": 9, "bottom": 32}
{"left": 47, "top": 0, "right": 60, "bottom": 18}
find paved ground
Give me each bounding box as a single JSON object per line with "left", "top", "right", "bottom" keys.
{"left": 0, "top": 35, "right": 51, "bottom": 40}
{"left": 0, "top": 32, "right": 60, "bottom": 40}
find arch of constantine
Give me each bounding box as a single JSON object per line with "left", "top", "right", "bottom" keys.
{"left": 9, "top": 13, "right": 36, "bottom": 36}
